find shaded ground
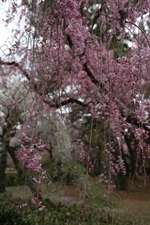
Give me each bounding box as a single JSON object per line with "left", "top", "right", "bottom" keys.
{"left": 111, "top": 176, "right": 150, "bottom": 224}
{"left": 6, "top": 176, "right": 150, "bottom": 224}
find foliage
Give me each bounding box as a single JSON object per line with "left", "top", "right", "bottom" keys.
{"left": 0, "top": 194, "right": 135, "bottom": 225}
{"left": 5, "top": 173, "right": 24, "bottom": 186}
{"left": 41, "top": 157, "right": 92, "bottom": 185}
{"left": 0, "top": 194, "right": 34, "bottom": 225}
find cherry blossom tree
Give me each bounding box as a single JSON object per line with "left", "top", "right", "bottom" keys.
{"left": 0, "top": 0, "right": 150, "bottom": 201}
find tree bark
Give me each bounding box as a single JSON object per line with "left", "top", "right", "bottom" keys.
{"left": 114, "top": 171, "right": 128, "bottom": 191}
{"left": 0, "top": 147, "right": 7, "bottom": 193}
{"left": 124, "top": 134, "right": 137, "bottom": 179}
{"left": 7, "top": 146, "right": 24, "bottom": 183}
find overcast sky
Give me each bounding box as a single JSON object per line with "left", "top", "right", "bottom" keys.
{"left": 0, "top": 0, "right": 28, "bottom": 60}
{"left": 0, "top": 1, "right": 10, "bottom": 58}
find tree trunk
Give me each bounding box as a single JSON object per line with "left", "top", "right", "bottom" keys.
{"left": 114, "top": 172, "right": 128, "bottom": 191}
{"left": 7, "top": 146, "right": 24, "bottom": 183}
{"left": 0, "top": 148, "right": 7, "bottom": 193}
{"left": 124, "top": 135, "right": 137, "bottom": 179}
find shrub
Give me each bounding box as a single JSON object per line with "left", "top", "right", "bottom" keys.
{"left": 42, "top": 158, "right": 79, "bottom": 184}
{"left": 0, "top": 194, "right": 130, "bottom": 225}
{"left": 0, "top": 194, "right": 34, "bottom": 225}
{"left": 5, "top": 173, "right": 25, "bottom": 186}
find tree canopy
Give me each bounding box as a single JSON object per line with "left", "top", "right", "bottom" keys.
{"left": 0, "top": 0, "right": 150, "bottom": 207}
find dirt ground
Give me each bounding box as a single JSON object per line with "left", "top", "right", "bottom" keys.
{"left": 112, "top": 176, "right": 150, "bottom": 224}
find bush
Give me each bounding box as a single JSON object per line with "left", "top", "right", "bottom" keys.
{"left": 42, "top": 158, "right": 79, "bottom": 184}
{"left": 0, "top": 194, "right": 129, "bottom": 225}
{"left": 6, "top": 173, "right": 24, "bottom": 186}
{"left": 0, "top": 194, "right": 34, "bottom": 225}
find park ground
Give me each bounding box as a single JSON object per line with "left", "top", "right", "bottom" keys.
{"left": 5, "top": 176, "right": 150, "bottom": 224}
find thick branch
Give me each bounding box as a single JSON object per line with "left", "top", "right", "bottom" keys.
{"left": 65, "top": 33, "right": 105, "bottom": 91}
{"left": 0, "top": 60, "right": 87, "bottom": 109}
{"left": 125, "top": 114, "right": 150, "bottom": 139}
{"left": 0, "top": 60, "right": 38, "bottom": 90}
{"left": 83, "top": 63, "right": 105, "bottom": 90}
{"left": 47, "top": 98, "right": 86, "bottom": 108}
